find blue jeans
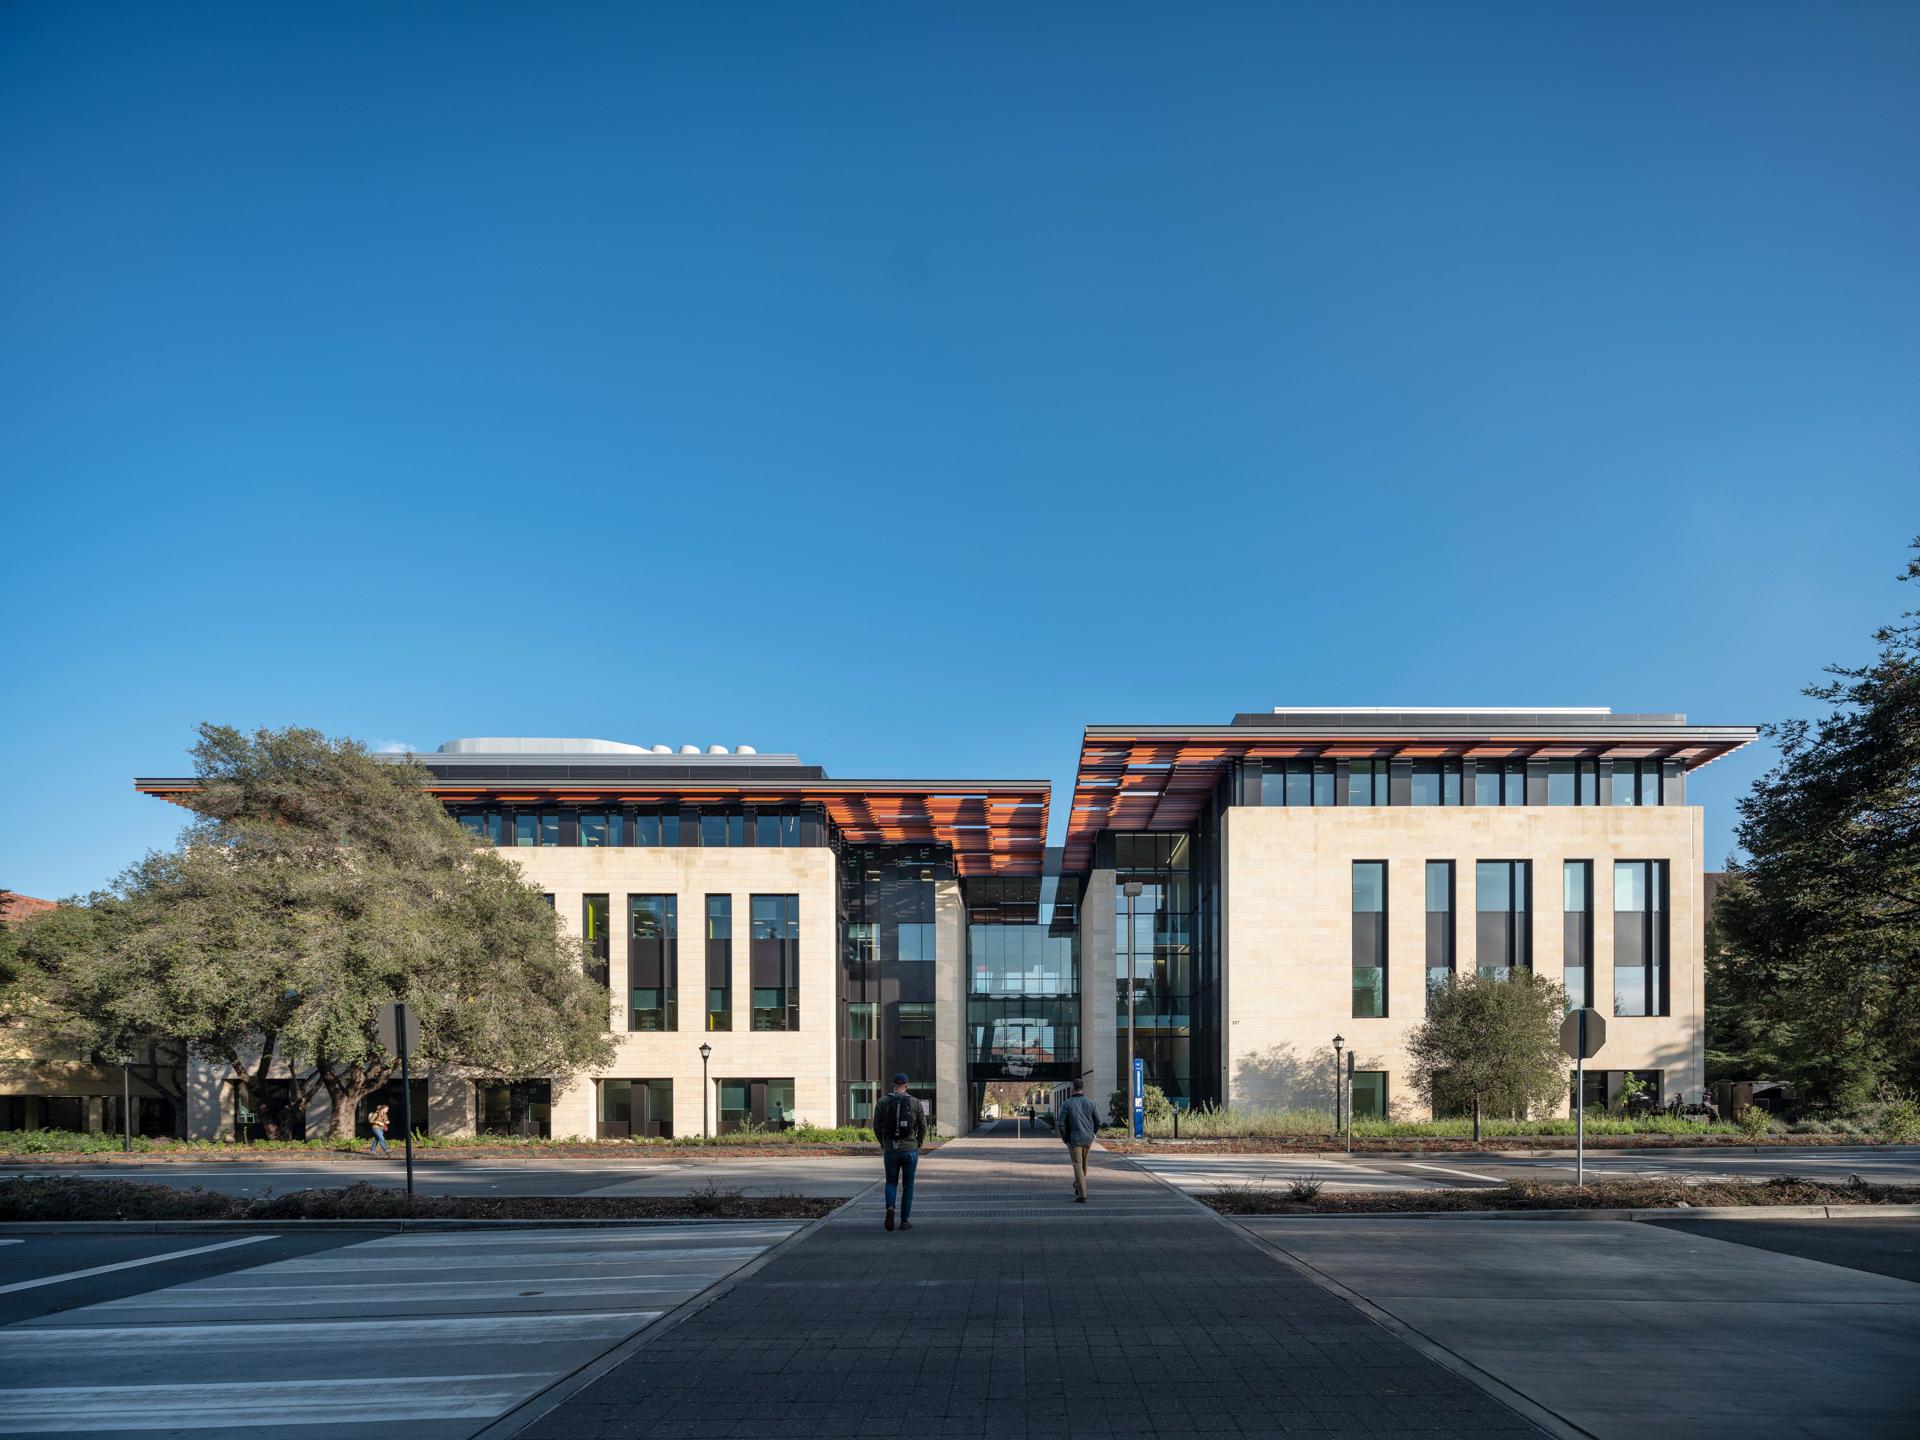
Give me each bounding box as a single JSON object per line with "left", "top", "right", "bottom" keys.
{"left": 883, "top": 1148, "right": 918, "bottom": 1219}
{"left": 370, "top": 1126, "right": 390, "bottom": 1154}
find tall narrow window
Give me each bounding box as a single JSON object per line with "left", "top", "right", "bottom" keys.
{"left": 705, "top": 895, "right": 732, "bottom": 1032}
{"left": 1613, "top": 861, "right": 1669, "bottom": 1016}
{"left": 750, "top": 894, "right": 800, "bottom": 1031}
{"left": 1547, "top": 762, "right": 1597, "bottom": 806}
{"left": 1352, "top": 862, "right": 1387, "bottom": 1018}
{"left": 1350, "top": 1071, "right": 1387, "bottom": 1121}
{"left": 1611, "top": 761, "right": 1662, "bottom": 806}
{"left": 1425, "top": 861, "right": 1454, "bottom": 994}
{"left": 1475, "top": 861, "right": 1531, "bottom": 979}
{"left": 1411, "top": 763, "right": 1462, "bottom": 806}
{"left": 1563, "top": 862, "right": 1593, "bottom": 1008}
{"left": 1347, "top": 760, "right": 1389, "bottom": 806}
{"left": 627, "top": 895, "right": 677, "bottom": 1032}
{"left": 583, "top": 895, "right": 610, "bottom": 989}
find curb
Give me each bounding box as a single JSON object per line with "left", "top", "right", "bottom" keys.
{"left": 1114, "top": 1142, "right": 1904, "bottom": 1160}
{"left": 0, "top": 1214, "right": 841, "bottom": 1236}
{"left": 1214, "top": 1202, "right": 1920, "bottom": 1222}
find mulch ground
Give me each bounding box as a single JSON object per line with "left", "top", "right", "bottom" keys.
{"left": 1203, "top": 1175, "right": 1920, "bottom": 1214}
{"left": 0, "top": 1176, "right": 844, "bottom": 1222}
{"left": 0, "top": 1143, "right": 898, "bottom": 1165}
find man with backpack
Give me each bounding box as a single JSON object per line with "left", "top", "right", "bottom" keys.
{"left": 874, "top": 1072, "right": 928, "bottom": 1232}
{"left": 1056, "top": 1079, "right": 1102, "bottom": 1202}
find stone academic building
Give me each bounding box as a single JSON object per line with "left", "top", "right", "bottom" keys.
{"left": 107, "top": 707, "right": 1754, "bottom": 1141}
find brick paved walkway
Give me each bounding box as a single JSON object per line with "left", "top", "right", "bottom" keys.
{"left": 515, "top": 1130, "right": 1540, "bottom": 1439}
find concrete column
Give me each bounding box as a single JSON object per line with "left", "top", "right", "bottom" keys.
{"left": 1081, "top": 867, "right": 1116, "bottom": 1121}
{"left": 429, "top": 1069, "right": 475, "bottom": 1137}
{"left": 934, "top": 876, "right": 965, "bottom": 1135}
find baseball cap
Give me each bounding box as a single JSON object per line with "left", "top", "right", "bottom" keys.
{"left": 892, "top": 1072, "right": 909, "bottom": 1085}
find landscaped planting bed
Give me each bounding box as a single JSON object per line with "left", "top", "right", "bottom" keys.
{"left": 0, "top": 1127, "right": 913, "bottom": 1162}
{"left": 1202, "top": 1175, "right": 1920, "bottom": 1215}
{"left": 1099, "top": 1132, "right": 1873, "bottom": 1154}
{"left": 0, "top": 1176, "right": 843, "bottom": 1222}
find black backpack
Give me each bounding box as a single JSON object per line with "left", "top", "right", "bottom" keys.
{"left": 881, "top": 1093, "right": 917, "bottom": 1144}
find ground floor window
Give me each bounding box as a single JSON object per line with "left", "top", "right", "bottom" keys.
{"left": 103, "top": 1095, "right": 179, "bottom": 1139}
{"left": 354, "top": 1080, "right": 428, "bottom": 1139}
{"left": 0, "top": 1097, "right": 26, "bottom": 1131}
{"left": 231, "top": 1080, "right": 306, "bottom": 1141}
{"left": 1349, "top": 1071, "right": 1387, "bottom": 1121}
{"left": 846, "top": 1081, "right": 876, "bottom": 1125}
{"left": 600, "top": 1078, "right": 673, "bottom": 1139}
{"left": 718, "top": 1077, "right": 795, "bottom": 1133}
{"left": 1570, "top": 1069, "right": 1663, "bottom": 1116}
{"left": 475, "top": 1080, "right": 552, "bottom": 1138}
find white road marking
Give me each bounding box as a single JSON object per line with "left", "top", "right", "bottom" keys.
{"left": 0, "top": 1239, "right": 20, "bottom": 1246}
{"left": 0, "top": 1236, "right": 273, "bottom": 1296}
{"left": 0, "top": 1310, "right": 661, "bottom": 1353}
{"left": 1402, "top": 1160, "right": 1507, "bottom": 1183}
{"left": 0, "top": 1373, "right": 553, "bottom": 1432}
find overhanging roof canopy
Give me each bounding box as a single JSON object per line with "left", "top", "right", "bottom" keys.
{"left": 1065, "top": 715, "right": 1757, "bottom": 870}
{"left": 134, "top": 775, "right": 1051, "bottom": 877}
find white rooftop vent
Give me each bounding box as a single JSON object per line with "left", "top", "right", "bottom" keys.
{"left": 736, "top": 745, "right": 757, "bottom": 755}
{"left": 651, "top": 745, "right": 672, "bottom": 754}
{"left": 707, "top": 744, "right": 728, "bottom": 754}
{"left": 679, "top": 744, "right": 700, "bottom": 754}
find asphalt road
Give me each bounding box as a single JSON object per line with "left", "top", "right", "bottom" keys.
{"left": 1136, "top": 1143, "right": 1920, "bottom": 1194}
{"left": 4, "top": 1154, "right": 879, "bottom": 1198}
{"left": 0, "top": 1222, "right": 800, "bottom": 1438}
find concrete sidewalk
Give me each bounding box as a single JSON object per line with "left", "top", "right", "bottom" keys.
{"left": 508, "top": 1132, "right": 1540, "bottom": 1439}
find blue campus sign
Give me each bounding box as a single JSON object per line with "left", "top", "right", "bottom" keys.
{"left": 1132, "top": 1057, "right": 1145, "bottom": 1139}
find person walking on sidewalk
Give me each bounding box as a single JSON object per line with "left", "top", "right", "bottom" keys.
{"left": 368, "top": 1102, "right": 392, "bottom": 1156}
{"left": 1057, "top": 1079, "right": 1102, "bottom": 1202}
{"left": 874, "top": 1073, "right": 927, "bottom": 1232}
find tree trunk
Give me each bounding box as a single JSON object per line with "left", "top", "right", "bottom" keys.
{"left": 1472, "top": 1096, "right": 1483, "bottom": 1143}
{"left": 319, "top": 1061, "right": 389, "bottom": 1141}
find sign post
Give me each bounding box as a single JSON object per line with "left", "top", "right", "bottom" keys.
{"left": 1560, "top": 1008, "right": 1606, "bottom": 1187}
{"left": 378, "top": 1002, "right": 421, "bottom": 1198}
{"left": 1132, "top": 1056, "right": 1145, "bottom": 1140}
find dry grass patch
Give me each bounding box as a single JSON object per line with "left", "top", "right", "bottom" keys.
{"left": 1203, "top": 1175, "right": 1920, "bottom": 1215}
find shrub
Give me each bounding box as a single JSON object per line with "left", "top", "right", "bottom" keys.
{"left": 1286, "top": 1174, "right": 1325, "bottom": 1202}
{"left": 1738, "top": 1106, "right": 1775, "bottom": 1140}
{"left": 1872, "top": 1086, "right": 1920, "bottom": 1144}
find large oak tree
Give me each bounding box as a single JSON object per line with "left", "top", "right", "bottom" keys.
{"left": 1406, "top": 971, "right": 1569, "bottom": 1140}
{"left": 8, "top": 725, "right": 615, "bottom": 1138}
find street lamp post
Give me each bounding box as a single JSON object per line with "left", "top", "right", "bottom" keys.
{"left": 1123, "top": 881, "right": 1143, "bottom": 1138}
{"left": 699, "top": 1043, "right": 712, "bottom": 1139}
{"left": 1331, "top": 1035, "right": 1345, "bottom": 1136}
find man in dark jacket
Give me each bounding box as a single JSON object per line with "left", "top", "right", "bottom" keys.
{"left": 874, "top": 1073, "right": 928, "bottom": 1232}
{"left": 1057, "top": 1079, "right": 1102, "bottom": 1202}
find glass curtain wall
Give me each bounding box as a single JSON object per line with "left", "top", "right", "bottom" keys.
{"left": 1114, "top": 833, "right": 1193, "bottom": 1109}
{"left": 965, "top": 872, "right": 1081, "bottom": 1080}
{"left": 836, "top": 844, "right": 947, "bottom": 1127}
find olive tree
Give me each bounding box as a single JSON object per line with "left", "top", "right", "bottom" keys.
{"left": 1406, "top": 971, "right": 1569, "bottom": 1141}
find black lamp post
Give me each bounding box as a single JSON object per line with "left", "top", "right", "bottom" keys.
{"left": 699, "top": 1042, "right": 712, "bottom": 1139}
{"left": 1331, "top": 1034, "right": 1345, "bottom": 1135}
{"left": 1123, "top": 881, "right": 1143, "bottom": 1136}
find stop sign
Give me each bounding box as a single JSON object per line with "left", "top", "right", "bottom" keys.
{"left": 1561, "top": 1007, "right": 1605, "bottom": 1061}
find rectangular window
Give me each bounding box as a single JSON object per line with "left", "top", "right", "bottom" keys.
{"left": 897, "top": 921, "right": 936, "bottom": 962}
{"left": 599, "top": 1078, "right": 673, "bottom": 1138}
{"left": 1425, "top": 861, "right": 1454, "bottom": 995}
{"left": 628, "top": 811, "right": 680, "bottom": 846}
{"left": 579, "top": 812, "right": 609, "bottom": 847}
{"left": 627, "top": 895, "right": 678, "bottom": 1032}
{"left": 514, "top": 811, "right": 560, "bottom": 846}
{"left": 1346, "top": 760, "right": 1389, "bottom": 806}
{"left": 1547, "top": 762, "right": 1597, "bottom": 806}
{"left": 718, "top": 1077, "right": 796, "bottom": 1132}
{"left": 1563, "top": 862, "right": 1593, "bottom": 1009}
{"left": 755, "top": 812, "right": 802, "bottom": 846}
{"left": 1350, "top": 1071, "right": 1387, "bottom": 1121}
{"left": 1475, "top": 860, "right": 1531, "bottom": 979}
{"left": 1611, "top": 761, "right": 1662, "bottom": 806}
{"left": 705, "top": 895, "right": 732, "bottom": 1032}
{"left": 583, "top": 894, "right": 610, "bottom": 989}
{"left": 1352, "top": 861, "right": 1387, "bottom": 1018}
{"left": 1613, "top": 861, "right": 1669, "bottom": 1017}
{"left": 846, "top": 1081, "right": 877, "bottom": 1125}
{"left": 1473, "top": 761, "right": 1527, "bottom": 806}
{"left": 750, "top": 894, "right": 800, "bottom": 1031}
{"left": 846, "top": 1000, "right": 878, "bottom": 1042}
{"left": 1260, "top": 760, "right": 1339, "bottom": 806}
{"left": 459, "top": 812, "right": 504, "bottom": 843}
{"left": 898, "top": 1001, "right": 936, "bottom": 1042}
{"left": 699, "top": 812, "right": 744, "bottom": 847}
{"left": 1410, "top": 762, "right": 1462, "bottom": 806}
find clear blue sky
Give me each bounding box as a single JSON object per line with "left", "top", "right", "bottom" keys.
{"left": 3, "top": 3, "right": 1914, "bottom": 899}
